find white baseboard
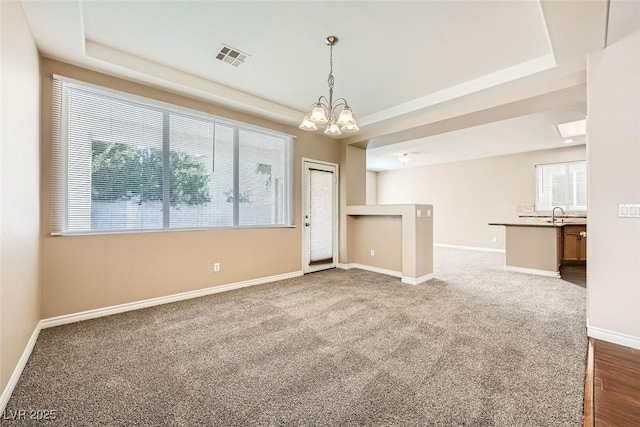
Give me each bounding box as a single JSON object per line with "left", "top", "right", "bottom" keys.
{"left": 587, "top": 325, "right": 640, "bottom": 350}
{"left": 338, "top": 263, "right": 434, "bottom": 286}
{"left": 435, "top": 243, "right": 505, "bottom": 254}
{"left": 348, "top": 263, "right": 402, "bottom": 278}
{"left": 402, "top": 273, "right": 434, "bottom": 285}
{"left": 504, "top": 265, "right": 560, "bottom": 278}
{"left": 41, "top": 271, "right": 303, "bottom": 329}
{"left": 0, "top": 321, "right": 42, "bottom": 413}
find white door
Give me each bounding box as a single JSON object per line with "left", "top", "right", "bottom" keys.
{"left": 303, "top": 160, "right": 338, "bottom": 273}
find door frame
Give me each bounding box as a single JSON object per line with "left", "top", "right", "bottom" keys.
{"left": 302, "top": 158, "right": 339, "bottom": 274}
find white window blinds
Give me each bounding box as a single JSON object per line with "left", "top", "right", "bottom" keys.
{"left": 535, "top": 161, "right": 587, "bottom": 211}
{"left": 51, "top": 77, "right": 293, "bottom": 234}
{"left": 309, "top": 169, "right": 334, "bottom": 263}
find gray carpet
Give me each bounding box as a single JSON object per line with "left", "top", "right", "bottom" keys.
{"left": 3, "top": 248, "right": 586, "bottom": 426}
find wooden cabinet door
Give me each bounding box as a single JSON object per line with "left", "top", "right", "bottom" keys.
{"left": 578, "top": 231, "right": 587, "bottom": 261}
{"left": 564, "top": 226, "right": 587, "bottom": 262}
{"left": 564, "top": 231, "right": 580, "bottom": 261}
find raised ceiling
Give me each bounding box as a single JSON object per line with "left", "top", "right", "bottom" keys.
{"left": 20, "top": 0, "right": 624, "bottom": 168}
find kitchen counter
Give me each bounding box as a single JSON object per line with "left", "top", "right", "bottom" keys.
{"left": 489, "top": 218, "right": 587, "bottom": 277}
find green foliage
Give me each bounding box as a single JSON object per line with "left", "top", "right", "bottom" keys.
{"left": 170, "top": 152, "right": 212, "bottom": 207}
{"left": 223, "top": 189, "right": 252, "bottom": 204}
{"left": 91, "top": 141, "right": 211, "bottom": 207}
{"left": 255, "top": 163, "right": 272, "bottom": 189}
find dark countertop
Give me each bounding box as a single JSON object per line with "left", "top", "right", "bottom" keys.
{"left": 489, "top": 218, "right": 587, "bottom": 228}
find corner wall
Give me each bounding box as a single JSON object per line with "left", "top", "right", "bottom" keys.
{"left": 586, "top": 29, "right": 640, "bottom": 346}
{"left": 0, "top": 1, "right": 41, "bottom": 391}
{"left": 376, "top": 145, "right": 586, "bottom": 250}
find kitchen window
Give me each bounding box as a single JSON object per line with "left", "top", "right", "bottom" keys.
{"left": 535, "top": 160, "right": 587, "bottom": 212}
{"left": 51, "top": 76, "right": 293, "bottom": 235}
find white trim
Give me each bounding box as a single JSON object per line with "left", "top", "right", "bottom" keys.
{"left": 347, "top": 263, "right": 402, "bottom": 278}
{"left": 302, "top": 159, "right": 339, "bottom": 274}
{"left": 338, "top": 264, "right": 435, "bottom": 285}
{"left": 402, "top": 273, "right": 435, "bottom": 285}
{"left": 435, "top": 243, "right": 505, "bottom": 253}
{"left": 504, "top": 265, "right": 560, "bottom": 278}
{"left": 337, "top": 263, "right": 354, "bottom": 270}
{"left": 0, "top": 322, "right": 42, "bottom": 413}
{"left": 587, "top": 325, "right": 640, "bottom": 350}
{"left": 40, "top": 271, "right": 302, "bottom": 329}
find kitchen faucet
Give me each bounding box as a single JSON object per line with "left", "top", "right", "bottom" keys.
{"left": 552, "top": 206, "right": 565, "bottom": 223}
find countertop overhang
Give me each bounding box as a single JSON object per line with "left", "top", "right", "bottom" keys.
{"left": 489, "top": 218, "right": 587, "bottom": 228}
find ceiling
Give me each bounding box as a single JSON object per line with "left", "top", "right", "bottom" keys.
{"left": 19, "top": 0, "right": 637, "bottom": 170}
{"left": 367, "top": 105, "right": 587, "bottom": 171}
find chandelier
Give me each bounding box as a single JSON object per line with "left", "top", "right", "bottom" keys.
{"left": 299, "top": 36, "right": 359, "bottom": 136}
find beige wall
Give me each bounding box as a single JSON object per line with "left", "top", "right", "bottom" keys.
{"left": 346, "top": 204, "right": 433, "bottom": 281}
{"left": 376, "top": 146, "right": 586, "bottom": 250}
{"left": 366, "top": 170, "right": 378, "bottom": 205}
{"left": 587, "top": 30, "right": 640, "bottom": 342}
{"left": 0, "top": 1, "right": 41, "bottom": 390}
{"left": 40, "top": 59, "right": 340, "bottom": 318}
{"left": 349, "top": 216, "right": 402, "bottom": 271}
{"left": 338, "top": 143, "right": 367, "bottom": 264}
{"left": 505, "top": 227, "right": 561, "bottom": 273}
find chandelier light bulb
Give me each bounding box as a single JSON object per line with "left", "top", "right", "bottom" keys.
{"left": 299, "top": 115, "right": 318, "bottom": 131}
{"left": 341, "top": 122, "right": 359, "bottom": 133}
{"left": 336, "top": 107, "right": 355, "bottom": 126}
{"left": 324, "top": 122, "right": 342, "bottom": 136}
{"left": 309, "top": 105, "right": 328, "bottom": 124}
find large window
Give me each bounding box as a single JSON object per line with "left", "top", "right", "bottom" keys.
{"left": 52, "top": 77, "right": 293, "bottom": 234}
{"left": 535, "top": 161, "right": 587, "bottom": 211}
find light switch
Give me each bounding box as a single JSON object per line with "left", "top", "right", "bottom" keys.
{"left": 427, "top": 209, "right": 431, "bottom": 217}
{"left": 618, "top": 203, "right": 640, "bottom": 218}
{"left": 416, "top": 209, "right": 422, "bottom": 217}
{"left": 620, "top": 205, "right": 629, "bottom": 216}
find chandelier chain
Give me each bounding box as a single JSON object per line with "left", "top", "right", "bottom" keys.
{"left": 328, "top": 44, "right": 334, "bottom": 90}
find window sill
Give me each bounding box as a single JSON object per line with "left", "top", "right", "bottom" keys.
{"left": 51, "top": 224, "right": 297, "bottom": 237}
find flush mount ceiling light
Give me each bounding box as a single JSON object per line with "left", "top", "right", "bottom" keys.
{"left": 398, "top": 153, "right": 411, "bottom": 164}
{"left": 556, "top": 119, "right": 586, "bottom": 139}
{"left": 299, "top": 36, "right": 359, "bottom": 136}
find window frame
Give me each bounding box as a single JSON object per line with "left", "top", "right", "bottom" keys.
{"left": 51, "top": 75, "right": 295, "bottom": 236}
{"left": 534, "top": 160, "right": 587, "bottom": 213}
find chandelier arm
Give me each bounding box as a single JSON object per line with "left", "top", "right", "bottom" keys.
{"left": 331, "top": 98, "right": 349, "bottom": 111}
{"left": 316, "top": 96, "right": 330, "bottom": 109}
{"left": 331, "top": 98, "right": 349, "bottom": 109}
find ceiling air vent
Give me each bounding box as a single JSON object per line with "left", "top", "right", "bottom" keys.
{"left": 215, "top": 44, "right": 250, "bottom": 67}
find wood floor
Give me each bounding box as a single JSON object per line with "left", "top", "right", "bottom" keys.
{"left": 560, "top": 263, "right": 586, "bottom": 288}
{"left": 584, "top": 338, "right": 640, "bottom": 426}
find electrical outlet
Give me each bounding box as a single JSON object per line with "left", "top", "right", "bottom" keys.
{"left": 492, "top": 237, "right": 497, "bottom": 242}
{"left": 370, "top": 249, "right": 375, "bottom": 256}
{"left": 214, "top": 263, "right": 220, "bottom": 272}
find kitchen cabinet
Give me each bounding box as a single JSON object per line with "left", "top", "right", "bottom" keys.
{"left": 563, "top": 225, "right": 587, "bottom": 262}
